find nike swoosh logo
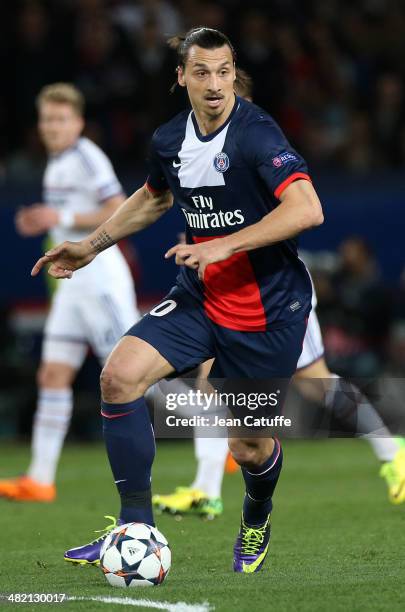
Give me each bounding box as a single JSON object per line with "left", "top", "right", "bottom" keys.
{"left": 172, "top": 160, "right": 182, "bottom": 168}
{"left": 114, "top": 479, "right": 127, "bottom": 484}
{"left": 241, "top": 542, "right": 269, "bottom": 573}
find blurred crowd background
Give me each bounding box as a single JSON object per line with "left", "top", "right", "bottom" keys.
{"left": 2, "top": 0, "right": 405, "bottom": 176}
{"left": 1, "top": 0, "right": 405, "bottom": 438}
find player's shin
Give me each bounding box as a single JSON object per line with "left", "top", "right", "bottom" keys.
{"left": 241, "top": 437, "right": 283, "bottom": 525}
{"left": 101, "top": 398, "right": 155, "bottom": 525}
{"left": 326, "top": 376, "right": 399, "bottom": 461}
{"left": 191, "top": 435, "right": 228, "bottom": 498}
{"left": 29, "top": 387, "right": 74, "bottom": 486}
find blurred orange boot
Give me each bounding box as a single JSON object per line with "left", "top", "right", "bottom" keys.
{"left": 225, "top": 452, "right": 239, "bottom": 473}
{"left": 0, "top": 476, "right": 22, "bottom": 498}
{"left": 0, "top": 476, "right": 56, "bottom": 502}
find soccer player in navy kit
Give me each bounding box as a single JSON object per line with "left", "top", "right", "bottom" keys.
{"left": 32, "top": 28, "right": 324, "bottom": 573}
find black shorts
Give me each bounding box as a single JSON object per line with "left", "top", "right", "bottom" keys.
{"left": 126, "top": 284, "right": 306, "bottom": 379}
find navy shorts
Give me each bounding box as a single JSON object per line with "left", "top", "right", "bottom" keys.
{"left": 126, "top": 284, "right": 306, "bottom": 379}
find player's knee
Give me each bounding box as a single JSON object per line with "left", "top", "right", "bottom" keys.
{"left": 100, "top": 364, "right": 127, "bottom": 401}
{"left": 228, "top": 438, "right": 272, "bottom": 468}
{"left": 100, "top": 360, "right": 146, "bottom": 402}
{"left": 228, "top": 439, "right": 258, "bottom": 467}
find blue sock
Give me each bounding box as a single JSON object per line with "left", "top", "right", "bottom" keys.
{"left": 102, "top": 398, "right": 155, "bottom": 526}
{"left": 241, "top": 438, "right": 283, "bottom": 525}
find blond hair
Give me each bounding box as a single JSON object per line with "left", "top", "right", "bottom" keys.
{"left": 36, "top": 83, "right": 85, "bottom": 116}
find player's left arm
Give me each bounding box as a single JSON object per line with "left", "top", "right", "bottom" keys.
{"left": 165, "top": 179, "right": 323, "bottom": 279}
{"left": 59, "top": 193, "right": 126, "bottom": 230}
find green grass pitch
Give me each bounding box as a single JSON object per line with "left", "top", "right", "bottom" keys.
{"left": 0, "top": 439, "right": 404, "bottom": 611}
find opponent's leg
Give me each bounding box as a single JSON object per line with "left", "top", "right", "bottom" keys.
{"left": 191, "top": 437, "right": 227, "bottom": 498}
{"left": 28, "top": 362, "right": 76, "bottom": 493}
{"left": 0, "top": 359, "right": 79, "bottom": 502}
{"left": 0, "top": 286, "right": 89, "bottom": 502}
{"left": 152, "top": 434, "right": 227, "bottom": 518}
{"left": 294, "top": 359, "right": 405, "bottom": 503}
{"left": 190, "top": 357, "right": 228, "bottom": 517}
{"left": 153, "top": 359, "right": 227, "bottom": 518}
{"left": 191, "top": 358, "right": 228, "bottom": 508}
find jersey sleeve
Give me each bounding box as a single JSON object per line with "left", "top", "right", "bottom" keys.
{"left": 146, "top": 131, "right": 170, "bottom": 194}
{"left": 80, "top": 144, "right": 124, "bottom": 203}
{"left": 248, "top": 119, "right": 311, "bottom": 200}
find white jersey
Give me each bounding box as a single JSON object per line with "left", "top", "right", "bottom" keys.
{"left": 42, "top": 137, "right": 140, "bottom": 366}
{"left": 43, "top": 136, "right": 131, "bottom": 292}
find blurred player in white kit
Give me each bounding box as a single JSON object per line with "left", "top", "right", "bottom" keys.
{"left": 0, "top": 83, "right": 139, "bottom": 502}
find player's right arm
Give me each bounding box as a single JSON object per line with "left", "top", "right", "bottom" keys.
{"left": 31, "top": 184, "right": 173, "bottom": 279}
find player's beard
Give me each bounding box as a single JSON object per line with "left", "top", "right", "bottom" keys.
{"left": 206, "top": 107, "right": 224, "bottom": 120}
{"left": 205, "top": 93, "right": 224, "bottom": 108}
{"left": 203, "top": 96, "right": 227, "bottom": 120}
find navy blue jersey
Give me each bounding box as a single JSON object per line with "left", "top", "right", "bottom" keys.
{"left": 147, "top": 96, "right": 312, "bottom": 332}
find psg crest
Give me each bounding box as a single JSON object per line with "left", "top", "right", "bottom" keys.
{"left": 214, "top": 151, "right": 230, "bottom": 173}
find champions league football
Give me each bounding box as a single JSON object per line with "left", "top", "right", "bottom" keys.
{"left": 100, "top": 523, "right": 171, "bottom": 588}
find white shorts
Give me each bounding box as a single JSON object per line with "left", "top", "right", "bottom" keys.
{"left": 296, "top": 308, "right": 324, "bottom": 370}
{"left": 42, "top": 285, "right": 140, "bottom": 369}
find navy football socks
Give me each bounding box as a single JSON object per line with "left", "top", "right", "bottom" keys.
{"left": 241, "top": 438, "right": 283, "bottom": 525}
{"left": 102, "top": 398, "right": 155, "bottom": 526}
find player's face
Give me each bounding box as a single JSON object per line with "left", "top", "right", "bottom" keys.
{"left": 38, "top": 102, "right": 84, "bottom": 153}
{"left": 178, "top": 45, "right": 236, "bottom": 126}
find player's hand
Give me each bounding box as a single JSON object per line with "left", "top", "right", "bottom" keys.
{"left": 31, "top": 241, "right": 95, "bottom": 279}
{"left": 15, "top": 204, "right": 59, "bottom": 236}
{"left": 165, "top": 238, "right": 234, "bottom": 280}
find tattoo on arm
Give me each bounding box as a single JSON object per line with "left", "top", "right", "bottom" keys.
{"left": 89, "top": 230, "right": 115, "bottom": 253}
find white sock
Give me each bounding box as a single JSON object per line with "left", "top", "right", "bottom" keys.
{"left": 362, "top": 434, "right": 400, "bottom": 462}
{"left": 155, "top": 378, "right": 194, "bottom": 417}
{"left": 190, "top": 436, "right": 229, "bottom": 498}
{"left": 328, "top": 374, "right": 400, "bottom": 462}
{"left": 27, "top": 388, "right": 73, "bottom": 485}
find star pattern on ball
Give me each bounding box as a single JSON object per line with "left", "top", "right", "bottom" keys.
{"left": 144, "top": 531, "right": 168, "bottom": 561}
{"left": 101, "top": 523, "right": 170, "bottom": 587}
{"left": 116, "top": 557, "right": 145, "bottom": 587}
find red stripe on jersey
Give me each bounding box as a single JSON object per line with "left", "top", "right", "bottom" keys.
{"left": 274, "top": 172, "right": 311, "bottom": 200}
{"left": 193, "top": 236, "right": 267, "bottom": 332}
